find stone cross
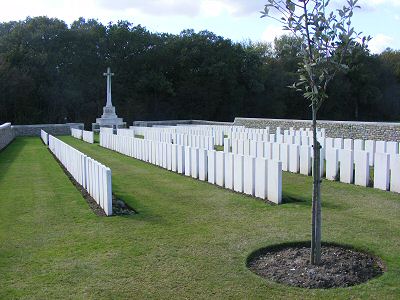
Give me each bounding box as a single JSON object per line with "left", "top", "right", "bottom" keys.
{"left": 103, "top": 67, "right": 114, "bottom": 107}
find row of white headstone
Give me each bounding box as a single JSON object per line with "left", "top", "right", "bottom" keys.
{"left": 130, "top": 125, "right": 228, "bottom": 146}
{"left": 0, "top": 122, "right": 15, "bottom": 151}
{"left": 274, "top": 130, "right": 400, "bottom": 192}
{"left": 117, "top": 128, "right": 135, "bottom": 137}
{"left": 123, "top": 130, "right": 217, "bottom": 151}
{"left": 241, "top": 127, "right": 398, "bottom": 169}
{"left": 40, "top": 129, "right": 49, "bottom": 145}
{"left": 99, "top": 131, "right": 282, "bottom": 204}
{"left": 324, "top": 137, "right": 399, "bottom": 167}
{"left": 43, "top": 130, "right": 113, "bottom": 215}
{"left": 226, "top": 135, "right": 400, "bottom": 192}
{"left": 71, "top": 128, "right": 82, "bottom": 139}
{"left": 325, "top": 148, "right": 400, "bottom": 192}
{"left": 71, "top": 128, "right": 94, "bottom": 144}
{"left": 129, "top": 124, "right": 326, "bottom": 148}
{"left": 231, "top": 130, "right": 324, "bottom": 145}
{"left": 227, "top": 138, "right": 323, "bottom": 176}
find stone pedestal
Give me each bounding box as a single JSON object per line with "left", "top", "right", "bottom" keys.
{"left": 92, "top": 106, "right": 126, "bottom": 132}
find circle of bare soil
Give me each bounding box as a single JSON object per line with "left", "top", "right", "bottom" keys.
{"left": 247, "top": 242, "right": 385, "bottom": 289}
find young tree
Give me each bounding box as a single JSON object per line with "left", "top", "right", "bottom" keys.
{"left": 261, "top": 0, "right": 369, "bottom": 265}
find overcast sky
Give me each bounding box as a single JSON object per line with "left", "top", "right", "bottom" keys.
{"left": 0, "top": 0, "right": 399, "bottom": 53}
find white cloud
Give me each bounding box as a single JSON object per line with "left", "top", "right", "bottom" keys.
{"left": 368, "top": 34, "right": 394, "bottom": 53}
{"left": 360, "top": 0, "right": 400, "bottom": 7}
{"left": 199, "top": 1, "right": 236, "bottom": 17}
{"left": 97, "top": 0, "right": 202, "bottom": 17}
{"left": 261, "top": 25, "right": 286, "bottom": 43}
{"left": 96, "top": 0, "right": 261, "bottom": 17}
{"left": 373, "top": 0, "right": 400, "bottom": 5}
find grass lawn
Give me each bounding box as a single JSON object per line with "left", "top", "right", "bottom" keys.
{"left": 0, "top": 136, "right": 399, "bottom": 299}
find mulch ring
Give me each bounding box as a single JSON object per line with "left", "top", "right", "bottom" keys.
{"left": 247, "top": 243, "right": 385, "bottom": 289}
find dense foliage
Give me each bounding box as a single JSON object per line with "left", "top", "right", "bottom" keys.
{"left": 0, "top": 17, "right": 399, "bottom": 126}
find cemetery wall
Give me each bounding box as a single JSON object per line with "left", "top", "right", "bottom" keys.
{"left": 234, "top": 118, "right": 400, "bottom": 142}
{"left": 12, "top": 123, "right": 84, "bottom": 136}
{"left": 132, "top": 119, "right": 232, "bottom": 127}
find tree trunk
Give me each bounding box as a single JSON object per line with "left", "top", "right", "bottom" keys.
{"left": 311, "top": 105, "right": 322, "bottom": 265}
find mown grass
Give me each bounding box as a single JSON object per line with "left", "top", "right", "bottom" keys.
{"left": 0, "top": 136, "right": 399, "bottom": 299}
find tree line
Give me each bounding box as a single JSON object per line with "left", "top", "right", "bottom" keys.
{"left": 0, "top": 17, "right": 399, "bottom": 126}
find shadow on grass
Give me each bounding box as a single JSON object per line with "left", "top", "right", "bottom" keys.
{"left": 281, "top": 192, "right": 344, "bottom": 210}
{"left": 282, "top": 194, "right": 309, "bottom": 205}
{"left": 0, "top": 138, "right": 27, "bottom": 182}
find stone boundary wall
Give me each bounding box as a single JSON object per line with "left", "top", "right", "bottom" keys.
{"left": 234, "top": 117, "right": 400, "bottom": 142}
{"left": 0, "top": 123, "right": 15, "bottom": 151}
{"left": 12, "top": 123, "right": 84, "bottom": 137}
{"left": 132, "top": 119, "right": 232, "bottom": 127}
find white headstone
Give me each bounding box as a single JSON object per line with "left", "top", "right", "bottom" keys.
{"left": 284, "top": 135, "right": 294, "bottom": 144}
{"left": 354, "top": 139, "right": 364, "bottom": 151}
{"left": 171, "top": 144, "right": 178, "bottom": 172}
{"left": 250, "top": 140, "right": 257, "bottom": 157}
{"left": 167, "top": 143, "right": 172, "bottom": 170}
{"left": 280, "top": 143, "right": 289, "bottom": 171}
{"left": 325, "top": 137, "right": 334, "bottom": 149}
{"left": 256, "top": 141, "right": 264, "bottom": 158}
{"left": 198, "top": 149, "right": 208, "bottom": 181}
{"left": 289, "top": 144, "right": 300, "bottom": 173}
{"left": 184, "top": 147, "right": 192, "bottom": 175}
{"left": 207, "top": 150, "right": 217, "bottom": 184}
{"left": 326, "top": 148, "right": 339, "bottom": 181}
{"left": 224, "top": 153, "right": 234, "bottom": 189}
{"left": 376, "top": 140, "right": 386, "bottom": 154}
{"left": 301, "top": 136, "right": 310, "bottom": 146}
{"left": 300, "top": 146, "right": 312, "bottom": 176}
{"left": 390, "top": 154, "right": 400, "bottom": 193}
{"left": 277, "top": 134, "right": 284, "bottom": 144}
{"left": 230, "top": 138, "right": 236, "bottom": 154}
{"left": 162, "top": 143, "right": 168, "bottom": 168}
{"left": 238, "top": 139, "right": 244, "bottom": 155}
{"left": 387, "top": 141, "right": 398, "bottom": 155}
{"left": 264, "top": 142, "right": 272, "bottom": 160}
{"left": 243, "top": 156, "right": 255, "bottom": 196}
{"left": 354, "top": 150, "right": 369, "bottom": 187}
{"left": 177, "top": 145, "right": 185, "bottom": 174}
{"left": 216, "top": 152, "right": 225, "bottom": 187}
{"left": 339, "top": 149, "right": 354, "bottom": 184}
{"left": 374, "top": 152, "right": 390, "bottom": 191}
{"left": 334, "top": 138, "right": 344, "bottom": 149}
{"left": 157, "top": 143, "right": 162, "bottom": 166}
{"left": 365, "top": 140, "right": 375, "bottom": 166}
{"left": 267, "top": 160, "right": 282, "bottom": 204}
{"left": 233, "top": 154, "right": 244, "bottom": 192}
{"left": 244, "top": 140, "right": 250, "bottom": 156}
{"left": 295, "top": 135, "right": 301, "bottom": 145}
{"left": 223, "top": 138, "right": 230, "bottom": 153}
{"left": 191, "top": 148, "right": 199, "bottom": 178}
{"left": 343, "top": 139, "right": 354, "bottom": 150}
{"left": 255, "top": 157, "right": 268, "bottom": 199}
{"left": 272, "top": 143, "right": 280, "bottom": 161}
